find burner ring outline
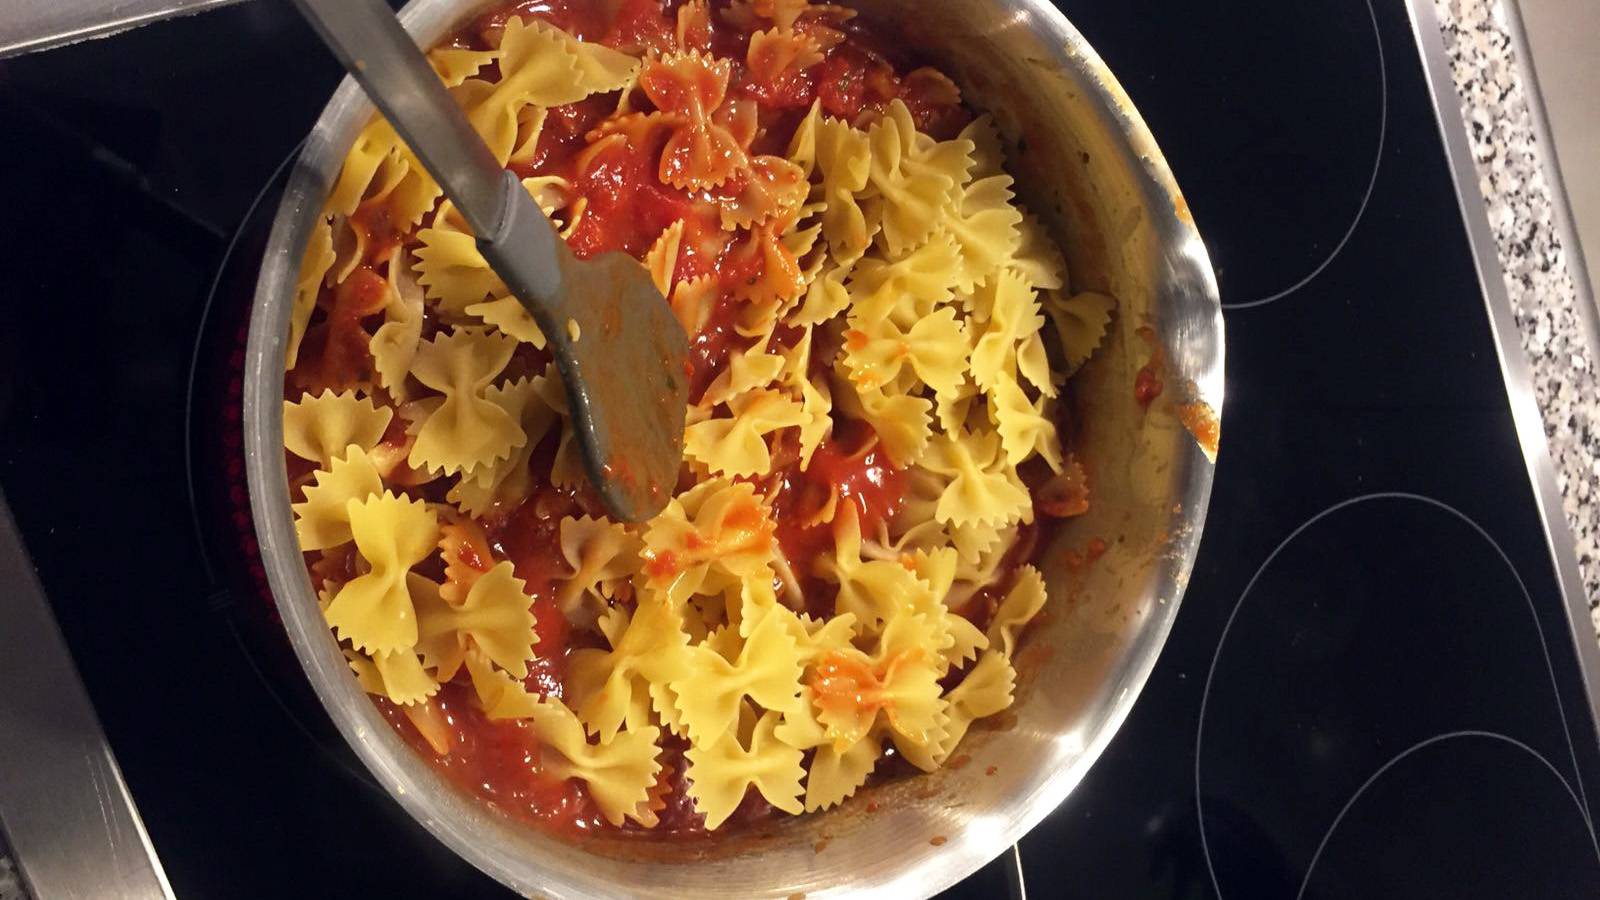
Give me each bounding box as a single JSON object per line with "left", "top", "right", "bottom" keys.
{"left": 1294, "top": 729, "right": 1600, "bottom": 899}
{"left": 1222, "top": 0, "right": 1388, "bottom": 311}
{"left": 1194, "top": 491, "right": 1595, "bottom": 898}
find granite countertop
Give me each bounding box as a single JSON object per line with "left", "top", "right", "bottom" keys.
{"left": 1434, "top": 0, "right": 1600, "bottom": 636}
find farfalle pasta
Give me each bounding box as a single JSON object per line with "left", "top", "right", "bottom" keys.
{"left": 405, "top": 328, "right": 524, "bottom": 476}
{"left": 283, "top": 0, "right": 1117, "bottom": 838}
{"left": 322, "top": 492, "right": 439, "bottom": 655}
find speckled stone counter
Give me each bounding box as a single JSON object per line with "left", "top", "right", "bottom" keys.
{"left": 1434, "top": 0, "right": 1600, "bottom": 633}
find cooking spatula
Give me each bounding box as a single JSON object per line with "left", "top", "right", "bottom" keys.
{"left": 291, "top": 0, "right": 688, "bottom": 523}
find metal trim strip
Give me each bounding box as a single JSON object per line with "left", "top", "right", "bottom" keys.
{"left": 0, "top": 493, "right": 173, "bottom": 899}
{"left": 0, "top": 0, "right": 243, "bottom": 60}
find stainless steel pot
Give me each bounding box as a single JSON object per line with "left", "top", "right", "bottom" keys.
{"left": 244, "top": 0, "right": 1224, "bottom": 895}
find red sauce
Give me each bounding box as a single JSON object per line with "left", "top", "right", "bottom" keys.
{"left": 648, "top": 736, "right": 776, "bottom": 833}
{"left": 812, "top": 651, "right": 887, "bottom": 717}
{"left": 770, "top": 420, "right": 905, "bottom": 589}
{"left": 1179, "top": 400, "right": 1221, "bottom": 460}
{"left": 510, "top": 94, "right": 608, "bottom": 178}
{"left": 293, "top": 265, "right": 387, "bottom": 393}
{"left": 1133, "top": 326, "right": 1165, "bottom": 410}
{"left": 351, "top": 199, "right": 405, "bottom": 266}
{"left": 465, "top": 431, "right": 604, "bottom": 599}
{"left": 564, "top": 133, "right": 705, "bottom": 259}
{"left": 525, "top": 592, "right": 571, "bottom": 699}
{"left": 602, "top": 0, "right": 678, "bottom": 52}
{"left": 1133, "top": 364, "right": 1163, "bottom": 409}
{"left": 684, "top": 295, "right": 749, "bottom": 402}
{"left": 1062, "top": 536, "right": 1108, "bottom": 574}
{"left": 473, "top": 0, "right": 609, "bottom": 43}
{"left": 1035, "top": 457, "right": 1090, "bottom": 518}
{"left": 815, "top": 51, "right": 870, "bottom": 120}
{"left": 379, "top": 682, "right": 606, "bottom": 833}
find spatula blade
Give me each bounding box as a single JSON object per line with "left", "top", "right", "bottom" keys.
{"left": 477, "top": 172, "right": 689, "bottom": 522}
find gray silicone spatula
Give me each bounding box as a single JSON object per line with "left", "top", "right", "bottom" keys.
{"left": 291, "top": 0, "right": 688, "bottom": 522}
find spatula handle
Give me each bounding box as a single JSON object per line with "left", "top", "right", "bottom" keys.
{"left": 290, "top": 0, "right": 507, "bottom": 239}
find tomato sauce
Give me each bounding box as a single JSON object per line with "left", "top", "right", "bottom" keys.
{"left": 379, "top": 682, "right": 608, "bottom": 832}
{"left": 769, "top": 420, "right": 905, "bottom": 603}
{"left": 293, "top": 264, "right": 387, "bottom": 394}
{"left": 683, "top": 295, "right": 747, "bottom": 401}
{"left": 1179, "top": 400, "right": 1221, "bottom": 460}
{"left": 350, "top": 201, "right": 406, "bottom": 266}
{"left": 647, "top": 736, "right": 776, "bottom": 833}
{"left": 1133, "top": 326, "right": 1165, "bottom": 410}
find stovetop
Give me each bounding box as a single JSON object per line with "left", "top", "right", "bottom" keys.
{"left": 1, "top": 0, "right": 1597, "bottom": 897}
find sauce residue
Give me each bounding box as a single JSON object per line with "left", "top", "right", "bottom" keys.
{"left": 1062, "top": 536, "right": 1108, "bottom": 574}
{"left": 1178, "top": 399, "right": 1221, "bottom": 461}
{"left": 1132, "top": 325, "right": 1165, "bottom": 411}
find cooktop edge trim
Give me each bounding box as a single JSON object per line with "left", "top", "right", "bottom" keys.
{"left": 0, "top": 492, "right": 174, "bottom": 900}
{"left": 1405, "top": 0, "right": 1600, "bottom": 743}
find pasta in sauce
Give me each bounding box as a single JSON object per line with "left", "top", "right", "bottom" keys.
{"left": 283, "top": 0, "right": 1116, "bottom": 836}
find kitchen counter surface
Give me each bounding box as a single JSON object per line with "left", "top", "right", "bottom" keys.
{"left": 1435, "top": 0, "right": 1600, "bottom": 633}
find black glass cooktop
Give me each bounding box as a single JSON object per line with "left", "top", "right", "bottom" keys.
{"left": 2, "top": 0, "right": 1597, "bottom": 897}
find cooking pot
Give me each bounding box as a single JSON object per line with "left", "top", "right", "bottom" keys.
{"left": 244, "top": 0, "right": 1224, "bottom": 895}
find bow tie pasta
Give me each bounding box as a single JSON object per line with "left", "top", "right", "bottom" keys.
{"left": 282, "top": 0, "right": 1116, "bottom": 838}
